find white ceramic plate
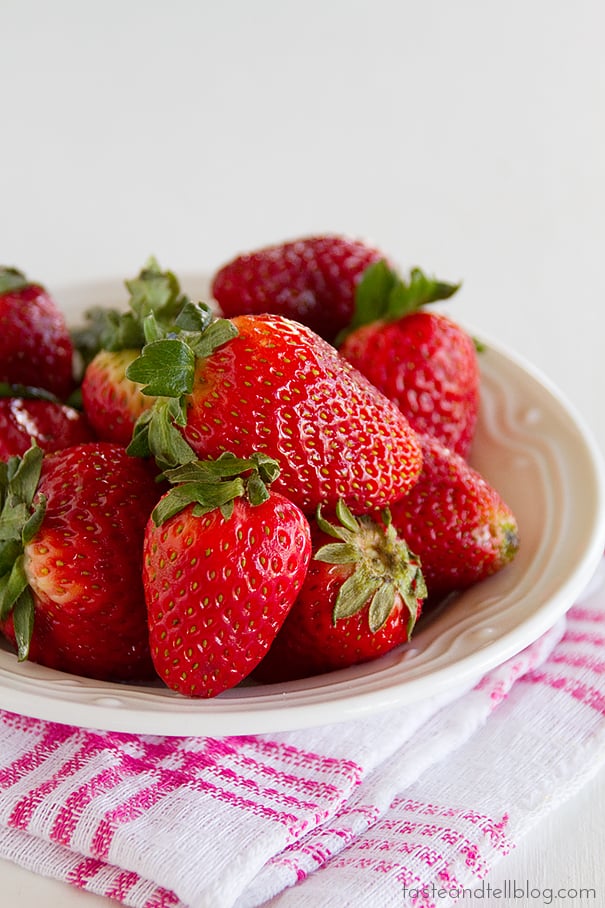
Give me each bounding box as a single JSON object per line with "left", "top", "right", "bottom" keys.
{"left": 1, "top": 275, "right": 604, "bottom": 736}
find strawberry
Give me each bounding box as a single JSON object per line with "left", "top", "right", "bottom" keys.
{"left": 81, "top": 349, "right": 154, "bottom": 446}
{"left": 78, "top": 257, "right": 193, "bottom": 444}
{"left": 255, "top": 501, "right": 426, "bottom": 682}
{"left": 0, "top": 387, "right": 94, "bottom": 460}
{"left": 0, "top": 267, "right": 75, "bottom": 399}
{"left": 338, "top": 262, "right": 480, "bottom": 457}
{"left": 126, "top": 312, "right": 423, "bottom": 515}
{"left": 211, "top": 234, "right": 386, "bottom": 342}
{"left": 143, "top": 452, "right": 312, "bottom": 697}
{"left": 0, "top": 443, "right": 161, "bottom": 681}
{"left": 388, "top": 434, "right": 520, "bottom": 598}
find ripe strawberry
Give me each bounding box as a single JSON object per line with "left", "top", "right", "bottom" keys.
{"left": 0, "top": 267, "right": 75, "bottom": 399}
{"left": 338, "top": 262, "right": 480, "bottom": 457}
{"left": 211, "top": 234, "right": 386, "bottom": 342}
{"left": 143, "top": 453, "right": 312, "bottom": 697}
{"left": 388, "top": 434, "right": 519, "bottom": 598}
{"left": 0, "top": 389, "right": 94, "bottom": 460}
{"left": 255, "top": 501, "right": 426, "bottom": 682}
{"left": 81, "top": 349, "right": 154, "bottom": 445}
{"left": 78, "top": 257, "right": 194, "bottom": 444}
{"left": 127, "top": 312, "right": 423, "bottom": 515}
{"left": 0, "top": 443, "right": 161, "bottom": 681}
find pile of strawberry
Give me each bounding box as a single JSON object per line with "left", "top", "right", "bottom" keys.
{"left": 0, "top": 239, "right": 519, "bottom": 698}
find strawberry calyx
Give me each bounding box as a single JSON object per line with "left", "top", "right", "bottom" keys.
{"left": 315, "top": 500, "right": 426, "bottom": 636}
{"left": 71, "top": 257, "right": 201, "bottom": 364}
{"left": 151, "top": 451, "right": 281, "bottom": 526}
{"left": 340, "top": 261, "right": 461, "bottom": 341}
{"left": 125, "top": 315, "right": 238, "bottom": 471}
{"left": 0, "top": 267, "right": 30, "bottom": 296}
{"left": 0, "top": 445, "right": 46, "bottom": 661}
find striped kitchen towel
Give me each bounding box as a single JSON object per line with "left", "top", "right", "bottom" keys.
{"left": 0, "top": 557, "right": 605, "bottom": 908}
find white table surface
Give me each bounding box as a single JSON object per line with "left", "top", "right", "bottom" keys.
{"left": 2, "top": 1, "right": 605, "bottom": 905}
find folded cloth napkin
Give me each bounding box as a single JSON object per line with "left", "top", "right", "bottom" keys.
{"left": 1, "top": 557, "right": 605, "bottom": 908}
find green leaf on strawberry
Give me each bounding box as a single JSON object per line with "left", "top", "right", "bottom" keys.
{"left": 0, "top": 539, "right": 21, "bottom": 576}
{"left": 12, "top": 588, "right": 35, "bottom": 659}
{"left": 187, "top": 318, "right": 239, "bottom": 359}
{"left": 125, "top": 257, "right": 185, "bottom": 317}
{"left": 71, "top": 257, "right": 198, "bottom": 362}
{"left": 124, "top": 314, "right": 238, "bottom": 471}
{"left": 315, "top": 500, "right": 426, "bottom": 636}
{"left": 342, "top": 260, "right": 461, "bottom": 339}
{"left": 163, "top": 451, "right": 280, "bottom": 486}
{"left": 127, "top": 399, "right": 197, "bottom": 470}
{"left": 152, "top": 478, "right": 246, "bottom": 524}
{"left": 0, "top": 445, "right": 45, "bottom": 657}
{"left": 0, "top": 556, "right": 29, "bottom": 622}
{"left": 0, "top": 267, "right": 29, "bottom": 296}
{"left": 173, "top": 299, "right": 215, "bottom": 333}
{"left": 126, "top": 339, "right": 196, "bottom": 397}
{"left": 151, "top": 452, "right": 281, "bottom": 525}
{"left": 4, "top": 444, "right": 45, "bottom": 509}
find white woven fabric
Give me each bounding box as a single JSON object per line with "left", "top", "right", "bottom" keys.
{"left": 1, "top": 559, "right": 604, "bottom": 908}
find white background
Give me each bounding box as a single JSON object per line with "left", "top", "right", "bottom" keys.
{"left": 2, "top": 1, "right": 605, "bottom": 906}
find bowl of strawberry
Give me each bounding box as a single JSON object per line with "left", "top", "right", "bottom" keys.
{"left": 0, "top": 244, "right": 603, "bottom": 737}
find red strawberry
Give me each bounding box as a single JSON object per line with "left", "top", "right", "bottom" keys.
{"left": 143, "top": 453, "right": 312, "bottom": 697}
{"left": 338, "top": 263, "right": 480, "bottom": 458}
{"left": 127, "top": 312, "right": 423, "bottom": 515}
{"left": 255, "top": 501, "right": 426, "bottom": 682}
{"left": 389, "top": 434, "right": 519, "bottom": 598}
{"left": 0, "top": 267, "right": 75, "bottom": 399}
{"left": 0, "top": 443, "right": 161, "bottom": 681}
{"left": 211, "top": 235, "right": 385, "bottom": 342}
{"left": 81, "top": 349, "right": 154, "bottom": 445}
{"left": 0, "top": 387, "right": 93, "bottom": 459}
{"left": 77, "top": 257, "right": 193, "bottom": 445}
